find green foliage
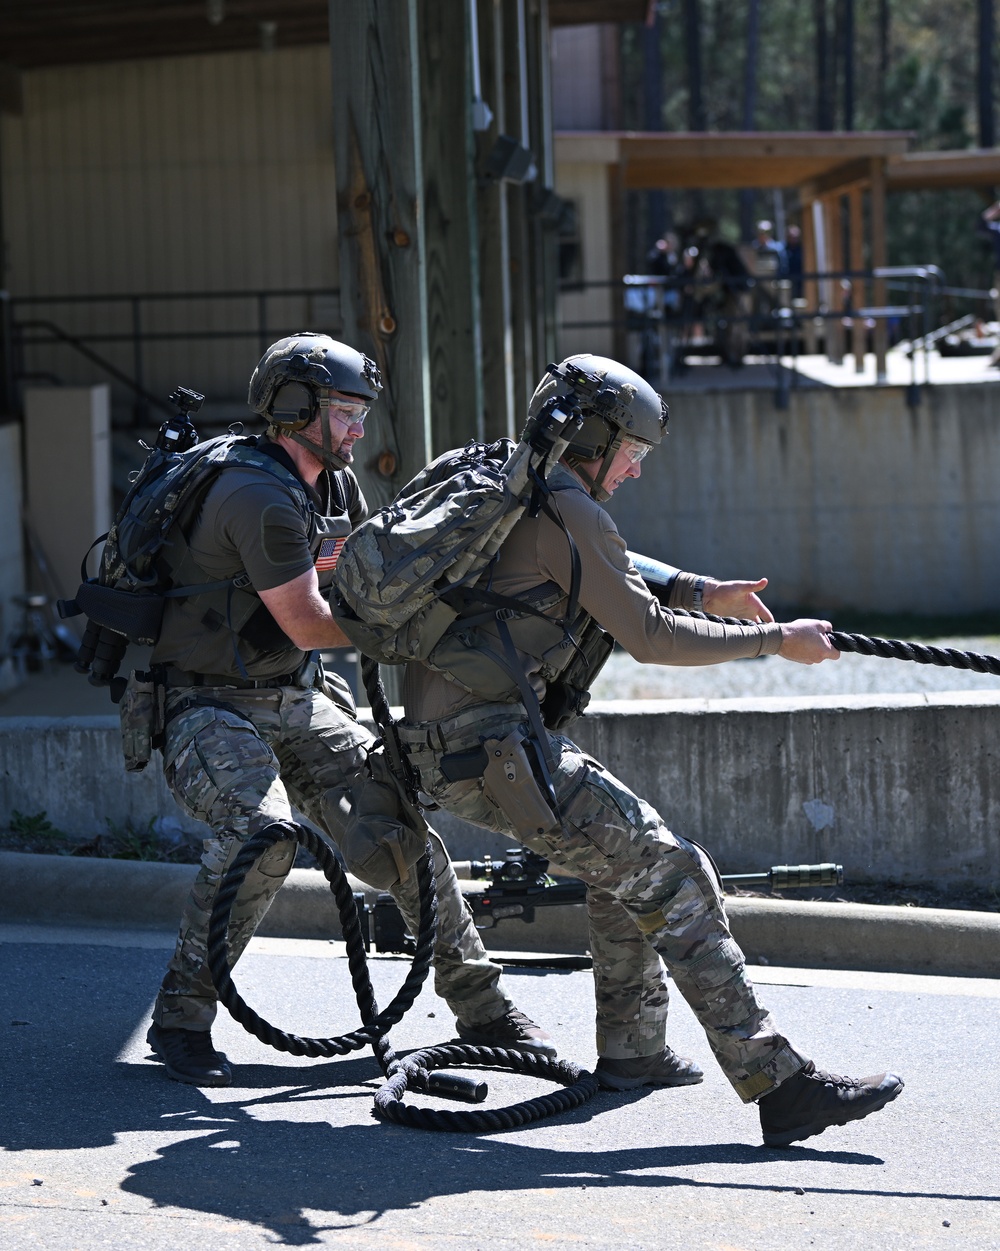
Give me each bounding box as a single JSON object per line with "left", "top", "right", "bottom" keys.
{"left": 9, "top": 809, "right": 64, "bottom": 841}
{"left": 1, "top": 809, "right": 200, "bottom": 863}
{"left": 619, "top": 0, "right": 996, "bottom": 287}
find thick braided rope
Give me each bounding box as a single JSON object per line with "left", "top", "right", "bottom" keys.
{"left": 207, "top": 820, "right": 435, "bottom": 1058}
{"left": 677, "top": 609, "right": 1000, "bottom": 676}
{"left": 828, "top": 631, "right": 1000, "bottom": 674}
{"left": 373, "top": 1044, "right": 600, "bottom": 1132}
{"left": 207, "top": 812, "right": 601, "bottom": 1130}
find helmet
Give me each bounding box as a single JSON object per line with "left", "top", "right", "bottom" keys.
{"left": 524, "top": 355, "right": 668, "bottom": 501}
{"left": 248, "top": 332, "right": 383, "bottom": 471}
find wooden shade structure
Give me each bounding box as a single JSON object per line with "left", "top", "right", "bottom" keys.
{"left": 555, "top": 129, "right": 919, "bottom": 375}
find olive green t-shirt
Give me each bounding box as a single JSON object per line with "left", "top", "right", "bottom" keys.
{"left": 152, "top": 446, "right": 366, "bottom": 678}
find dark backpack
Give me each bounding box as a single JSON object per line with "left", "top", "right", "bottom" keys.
{"left": 58, "top": 407, "right": 307, "bottom": 693}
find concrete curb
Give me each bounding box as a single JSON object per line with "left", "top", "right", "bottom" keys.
{"left": 2, "top": 850, "right": 998, "bottom": 977}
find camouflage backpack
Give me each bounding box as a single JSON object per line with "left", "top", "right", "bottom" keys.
{"left": 331, "top": 403, "right": 583, "bottom": 669}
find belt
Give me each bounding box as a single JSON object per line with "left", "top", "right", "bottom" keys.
{"left": 398, "top": 703, "right": 527, "bottom": 764}
{"left": 162, "top": 666, "right": 299, "bottom": 690}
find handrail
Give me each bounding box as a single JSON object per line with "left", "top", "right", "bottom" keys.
{"left": 6, "top": 284, "right": 340, "bottom": 424}
{"left": 14, "top": 318, "right": 173, "bottom": 416}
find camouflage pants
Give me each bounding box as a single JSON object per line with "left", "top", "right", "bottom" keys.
{"left": 400, "top": 705, "right": 807, "bottom": 1102}
{"left": 153, "top": 680, "right": 512, "bottom": 1032}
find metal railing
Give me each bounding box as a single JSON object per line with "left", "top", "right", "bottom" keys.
{"left": 3, "top": 286, "right": 340, "bottom": 424}
{"left": 557, "top": 264, "right": 980, "bottom": 407}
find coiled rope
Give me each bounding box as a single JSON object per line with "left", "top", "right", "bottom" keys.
{"left": 206, "top": 661, "right": 598, "bottom": 1132}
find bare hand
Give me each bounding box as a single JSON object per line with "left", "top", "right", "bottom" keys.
{"left": 777, "top": 619, "right": 841, "bottom": 664}
{"left": 703, "top": 577, "right": 774, "bottom": 623}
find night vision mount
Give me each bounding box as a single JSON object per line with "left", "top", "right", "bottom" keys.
{"left": 156, "top": 385, "right": 205, "bottom": 454}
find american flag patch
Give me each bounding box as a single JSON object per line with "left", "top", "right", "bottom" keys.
{"left": 315, "top": 537, "right": 346, "bottom": 571}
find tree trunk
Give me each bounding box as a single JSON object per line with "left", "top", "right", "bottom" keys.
{"left": 739, "top": 0, "right": 760, "bottom": 243}
{"left": 979, "top": 0, "right": 995, "bottom": 149}
{"left": 815, "top": 0, "right": 832, "bottom": 131}
{"left": 840, "top": 0, "right": 854, "bottom": 131}
{"left": 683, "top": 0, "right": 705, "bottom": 131}
{"left": 877, "top": 0, "right": 890, "bottom": 126}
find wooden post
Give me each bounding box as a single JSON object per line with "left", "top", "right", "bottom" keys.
{"left": 823, "top": 195, "right": 844, "bottom": 364}
{"left": 848, "top": 185, "right": 866, "bottom": 372}
{"left": 475, "top": 0, "right": 516, "bottom": 442}
{"left": 870, "top": 157, "right": 888, "bottom": 381}
{"left": 419, "top": 0, "right": 484, "bottom": 456}
{"left": 799, "top": 188, "right": 819, "bottom": 354}
{"left": 609, "top": 162, "right": 627, "bottom": 364}
{"left": 504, "top": 0, "right": 534, "bottom": 423}
{"left": 330, "top": 0, "right": 430, "bottom": 507}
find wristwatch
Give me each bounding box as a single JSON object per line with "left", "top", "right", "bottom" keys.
{"left": 692, "top": 577, "right": 706, "bottom": 613}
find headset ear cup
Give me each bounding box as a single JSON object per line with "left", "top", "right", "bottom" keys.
{"left": 269, "top": 381, "right": 317, "bottom": 432}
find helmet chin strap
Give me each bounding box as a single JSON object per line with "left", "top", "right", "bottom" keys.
{"left": 567, "top": 438, "right": 621, "bottom": 504}
{"left": 281, "top": 419, "right": 350, "bottom": 473}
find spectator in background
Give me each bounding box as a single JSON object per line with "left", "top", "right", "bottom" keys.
{"left": 752, "top": 220, "right": 787, "bottom": 278}
{"left": 646, "top": 232, "right": 683, "bottom": 317}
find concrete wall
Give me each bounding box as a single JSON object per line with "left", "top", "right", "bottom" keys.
{"left": 606, "top": 381, "right": 1000, "bottom": 615}
{"left": 3, "top": 694, "right": 998, "bottom": 888}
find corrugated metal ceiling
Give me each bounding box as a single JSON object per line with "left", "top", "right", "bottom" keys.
{"left": 0, "top": 2, "right": 649, "bottom": 70}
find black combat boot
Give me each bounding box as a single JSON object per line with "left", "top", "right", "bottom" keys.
{"left": 595, "top": 1046, "right": 704, "bottom": 1091}
{"left": 147, "top": 1023, "right": 232, "bottom": 1087}
{"left": 455, "top": 1009, "right": 557, "bottom": 1057}
{"left": 759, "top": 1061, "right": 904, "bottom": 1147}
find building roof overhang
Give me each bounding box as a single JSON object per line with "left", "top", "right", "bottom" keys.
{"left": 555, "top": 130, "right": 915, "bottom": 194}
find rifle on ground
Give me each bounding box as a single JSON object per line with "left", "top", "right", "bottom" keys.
{"left": 353, "top": 848, "right": 843, "bottom": 957}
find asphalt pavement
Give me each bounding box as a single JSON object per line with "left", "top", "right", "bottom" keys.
{"left": 2, "top": 922, "right": 998, "bottom": 1251}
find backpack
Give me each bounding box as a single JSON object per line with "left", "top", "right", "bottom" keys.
{"left": 57, "top": 420, "right": 308, "bottom": 693}
{"left": 332, "top": 400, "right": 584, "bottom": 671}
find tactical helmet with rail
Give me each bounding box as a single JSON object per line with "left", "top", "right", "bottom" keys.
{"left": 247, "top": 332, "right": 383, "bottom": 472}
{"left": 525, "top": 355, "right": 668, "bottom": 502}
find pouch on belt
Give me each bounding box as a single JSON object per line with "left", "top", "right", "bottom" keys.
{"left": 119, "top": 668, "right": 165, "bottom": 773}
{"left": 481, "top": 731, "right": 559, "bottom": 837}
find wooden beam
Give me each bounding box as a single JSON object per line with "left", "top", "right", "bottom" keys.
{"left": 419, "top": 0, "right": 483, "bottom": 456}
{"left": 475, "top": 0, "right": 516, "bottom": 442}
{"left": 887, "top": 148, "right": 1000, "bottom": 191}
{"left": 620, "top": 131, "right": 913, "bottom": 162}
{"left": 869, "top": 157, "right": 888, "bottom": 380}
{"left": 849, "top": 185, "right": 866, "bottom": 371}
{"left": 823, "top": 196, "right": 845, "bottom": 364}
{"left": 331, "top": 0, "right": 430, "bottom": 508}
{"left": 807, "top": 157, "right": 873, "bottom": 198}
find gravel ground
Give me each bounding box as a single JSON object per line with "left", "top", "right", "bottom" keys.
{"left": 588, "top": 636, "right": 1000, "bottom": 702}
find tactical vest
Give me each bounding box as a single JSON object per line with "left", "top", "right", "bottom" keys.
{"left": 422, "top": 470, "right": 615, "bottom": 730}
{"left": 152, "top": 442, "right": 354, "bottom": 677}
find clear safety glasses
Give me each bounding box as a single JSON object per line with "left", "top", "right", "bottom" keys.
{"left": 620, "top": 438, "right": 652, "bottom": 465}
{"left": 319, "top": 396, "right": 370, "bottom": 427}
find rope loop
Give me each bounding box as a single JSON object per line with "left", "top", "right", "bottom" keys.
{"left": 208, "top": 817, "right": 600, "bottom": 1132}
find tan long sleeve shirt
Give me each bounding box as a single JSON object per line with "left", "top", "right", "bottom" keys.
{"left": 402, "top": 470, "right": 782, "bottom": 724}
